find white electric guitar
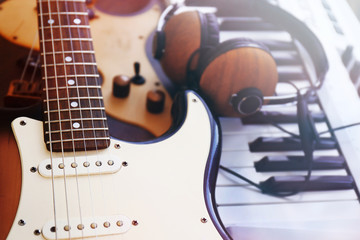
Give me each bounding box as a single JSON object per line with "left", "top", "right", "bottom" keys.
{"left": 3, "top": 0, "right": 230, "bottom": 239}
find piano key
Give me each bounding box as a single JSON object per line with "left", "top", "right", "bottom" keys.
{"left": 217, "top": 167, "right": 348, "bottom": 186}
{"left": 249, "top": 137, "right": 337, "bottom": 152}
{"left": 242, "top": 111, "right": 326, "bottom": 124}
{"left": 217, "top": 201, "right": 360, "bottom": 226}
{"left": 259, "top": 175, "right": 354, "bottom": 193}
{"left": 254, "top": 155, "right": 346, "bottom": 172}
{"left": 220, "top": 149, "right": 340, "bottom": 168}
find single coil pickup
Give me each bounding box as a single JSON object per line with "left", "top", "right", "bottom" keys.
{"left": 42, "top": 215, "right": 131, "bottom": 239}
{"left": 38, "top": 154, "right": 121, "bottom": 177}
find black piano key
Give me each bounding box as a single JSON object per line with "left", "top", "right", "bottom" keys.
{"left": 254, "top": 155, "right": 345, "bottom": 172}
{"left": 278, "top": 69, "right": 308, "bottom": 81}
{"left": 242, "top": 111, "right": 326, "bottom": 124}
{"left": 261, "top": 40, "right": 295, "bottom": 51}
{"left": 260, "top": 175, "right": 354, "bottom": 193}
{"left": 274, "top": 52, "right": 302, "bottom": 66}
{"left": 249, "top": 137, "right": 337, "bottom": 152}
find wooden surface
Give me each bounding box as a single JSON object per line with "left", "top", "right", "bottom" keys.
{"left": 160, "top": 11, "right": 202, "bottom": 85}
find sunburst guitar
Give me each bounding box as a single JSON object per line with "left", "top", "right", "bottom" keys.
{"left": 0, "top": 0, "right": 172, "bottom": 137}
{"left": 0, "top": 0, "right": 231, "bottom": 239}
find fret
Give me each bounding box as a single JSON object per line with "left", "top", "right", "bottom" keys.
{"left": 39, "top": 12, "right": 88, "bottom": 16}
{"left": 38, "top": 2, "right": 87, "bottom": 16}
{"left": 44, "top": 96, "right": 103, "bottom": 102}
{"left": 41, "top": 65, "right": 98, "bottom": 79}
{"left": 42, "top": 74, "right": 99, "bottom": 80}
{"left": 44, "top": 86, "right": 101, "bottom": 91}
{"left": 41, "top": 50, "right": 95, "bottom": 55}
{"left": 46, "top": 137, "right": 110, "bottom": 144}
{"left": 42, "top": 53, "right": 95, "bottom": 66}
{"left": 41, "top": 38, "right": 93, "bottom": 42}
{"left": 40, "top": 27, "right": 91, "bottom": 39}
{"left": 42, "top": 41, "right": 94, "bottom": 53}
{"left": 38, "top": 0, "right": 86, "bottom": 2}
{"left": 40, "top": 25, "right": 90, "bottom": 29}
{"left": 44, "top": 107, "right": 105, "bottom": 113}
{"left": 42, "top": 62, "right": 97, "bottom": 67}
{"left": 46, "top": 128, "right": 108, "bottom": 134}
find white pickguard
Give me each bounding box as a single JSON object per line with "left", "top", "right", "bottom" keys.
{"left": 7, "top": 92, "right": 225, "bottom": 239}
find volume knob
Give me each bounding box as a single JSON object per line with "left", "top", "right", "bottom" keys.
{"left": 146, "top": 90, "right": 165, "bottom": 114}
{"left": 113, "top": 75, "right": 130, "bottom": 98}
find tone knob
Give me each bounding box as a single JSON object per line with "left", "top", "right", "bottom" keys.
{"left": 113, "top": 75, "right": 130, "bottom": 98}
{"left": 130, "top": 62, "right": 145, "bottom": 85}
{"left": 146, "top": 90, "right": 165, "bottom": 114}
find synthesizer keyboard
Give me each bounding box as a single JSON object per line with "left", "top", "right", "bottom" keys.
{"left": 181, "top": 0, "right": 360, "bottom": 238}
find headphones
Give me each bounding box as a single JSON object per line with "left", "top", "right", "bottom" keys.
{"left": 153, "top": 0, "right": 329, "bottom": 117}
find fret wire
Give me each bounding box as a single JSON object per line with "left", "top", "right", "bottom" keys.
{"left": 45, "top": 117, "right": 107, "bottom": 124}
{"left": 46, "top": 127, "right": 109, "bottom": 134}
{"left": 40, "top": 38, "right": 93, "bottom": 42}
{"left": 44, "top": 86, "right": 101, "bottom": 91}
{"left": 44, "top": 107, "right": 105, "bottom": 113}
{"left": 40, "top": 25, "right": 90, "bottom": 29}
{"left": 46, "top": 137, "right": 109, "bottom": 144}
{"left": 43, "top": 96, "right": 103, "bottom": 102}
{"left": 42, "top": 74, "right": 99, "bottom": 79}
{"left": 41, "top": 50, "right": 95, "bottom": 55}
{"left": 39, "top": 12, "right": 88, "bottom": 16}
{"left": 42, "top": 63, "right": 97, "bottom": 67}
{"left": 39, "top": 0, "right": 86, "bottom": 2}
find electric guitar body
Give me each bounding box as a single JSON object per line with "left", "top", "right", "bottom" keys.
{"left": 0, "top": 0, "right": 172, "bottom": 137}
{"left": 0, "top": 0, "right": 230, "bottom": 239}
{"left": 4, "top": 91, "right": 229, "bottom": 240}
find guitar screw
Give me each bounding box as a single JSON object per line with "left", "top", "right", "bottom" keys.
{"left": 201, "top": 218, "right": 207, "bottom": 223}
{"left": 114, "top": 143, "right": 121, "bottom": 149}
{"left": 192, "top": 99, "right": 197, "bottom": 103}
{"left": 20, "top": 120, "right": 27, "bottom": 126}
{"left": 30, "top": 167, "right": 37, "bottom": 173}
{"left": 132, "top": 220, "right": 138, "bottom": 226}
{"left": 18, "top": 219, "right": 26, "bottom": 226}
{"left": 122, "top": 161, "right": 128, "bottom": 167}
{"left": 34, "top": 229, "right": 41, "bottom": 235}
{"left": 46, "top": 164, "right": 52, "bottom": 170}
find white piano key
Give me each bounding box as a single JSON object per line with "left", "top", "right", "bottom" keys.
{"left": 217, "top": 201, "right": 360, "bottom": 226}
{"left": 215, "top": 186, "right": 356, "bottom": 205}
{"left": 216, "top": 167, "right": 348, "bottom": 186}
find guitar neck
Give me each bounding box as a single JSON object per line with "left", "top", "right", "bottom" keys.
{"left": 37, "top": 0, "right": 110, "bottom": 152}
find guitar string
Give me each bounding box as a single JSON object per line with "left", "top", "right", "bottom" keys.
{"left": 75, "top": 4, "right": 124, "bottom": 237}
{"left": 76, "top": 4, "right": 127, "bottom": 235}
{"left": 55, "top": 0, "right": 87, "bottom": 238}
{"left": 75, "top": 2, "right": 112, "bottom": 237}
{"left": 63, "top": 0, "right": 101, "bottom": 237}
{"left": 38, "top": 0, "right": 61, "bottom": 239}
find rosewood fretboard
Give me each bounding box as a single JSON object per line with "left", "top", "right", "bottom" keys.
{"left": 37, "top": 0, "right": 110, "bottom": 151}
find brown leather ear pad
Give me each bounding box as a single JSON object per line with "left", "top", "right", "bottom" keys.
{"left": 199, "top": 38, "right": 278, "bottom": 117}
{"left": 160, "top": 11, "right": 219, "bottom": 85}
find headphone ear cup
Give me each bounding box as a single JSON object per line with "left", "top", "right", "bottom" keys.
{"left": 157, "top": 11, "right": 219, "bottom": 85}
{"left": 198, "top": 38, "right": 278, "bottom": 117}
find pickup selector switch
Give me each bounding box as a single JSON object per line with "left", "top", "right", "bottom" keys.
{"left": 146, "top": 90, "right": 165, "bottom": 114}
{"left": 113, "top": 75, "right": 130, "bottom": 98}
{"left": 130, "top": 62, "right": 145, "bottom": 85}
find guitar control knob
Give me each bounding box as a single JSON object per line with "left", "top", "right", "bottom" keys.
{"left": 146, "top": 90, "right": 165, "bottom": 114}
{"left": 113, "top": 75, "right": 130, "bottom": 98}
{"left": 130, "top": 62, "right": 145, "bottom": 85}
